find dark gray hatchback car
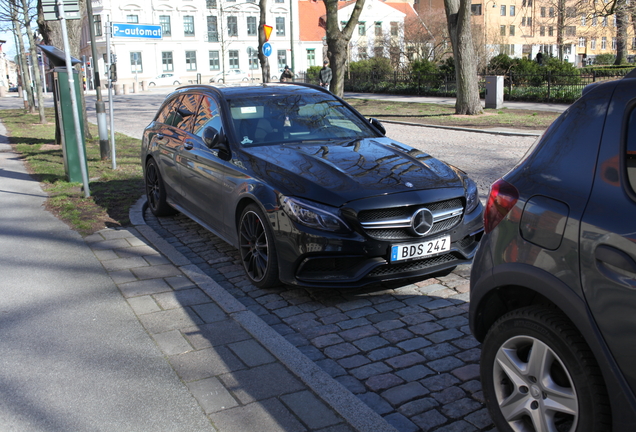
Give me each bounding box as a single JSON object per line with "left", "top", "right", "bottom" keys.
{"left": 470, "top": 71, "right": 636, "bottom": 431}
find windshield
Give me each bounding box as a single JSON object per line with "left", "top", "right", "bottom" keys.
{"left": 228, "top": 93, "right": 377, "bottom": 146}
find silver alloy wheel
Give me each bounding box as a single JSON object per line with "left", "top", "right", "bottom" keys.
{"left": 493, "top": 335, "right": 578, "bottom": 432}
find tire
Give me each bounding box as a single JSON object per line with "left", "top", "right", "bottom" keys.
{"left": 238, "top": 204, "right": 279, "bottom": 288}
{"left": 148, "top": 82, "right": 156, "bottom": 87}
{"left": 242, "top": 77, "right": 249, "bottom": 82}
{"left": 173, "top": 81, "right": 180, "bottom": 85}
{"left": 481, "top": 306, "right": 611, "bottom": 432}
{"left": 145, "top": 159, "right": 176, "bottom": 216}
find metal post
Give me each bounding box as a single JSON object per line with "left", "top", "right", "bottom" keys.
{"left": 57, "top": 0, "right": 90, "bottom": 197}
{"left": 106, "top": 18, "right": 116, "bottom": 170}
{"left": 86, "top": 0, "right": 110, "bottom": 160}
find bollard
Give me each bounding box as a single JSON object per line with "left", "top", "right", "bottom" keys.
{"left": 132, "top": 82, "right": 137, "bottom": 93}
{"left": 140, "top": 81, "right": 146, "bottom": 92}
{"left": 114, "top": 84, "right": 121, "bottom": 95}
{"left": 123, "top": 84, "right": 128, "bottom": 94}
{"left": 0, "top": 87, "right": 6, "bottom": 97}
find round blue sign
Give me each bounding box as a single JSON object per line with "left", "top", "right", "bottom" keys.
{"left": 262, "top": 42, "right": 272, "bottom": 57}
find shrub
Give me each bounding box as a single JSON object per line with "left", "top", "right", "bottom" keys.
{"left": 594, "top": 54, "right": 616, "bottom": 65}
{"left": 487, "top": 54, "right": 516, "bottom": 74}
{"left": 305, "top": 66, "right": 322, "bottom": 85}
{"left": 349, "top": 57, "right": 393, "bottom": 80}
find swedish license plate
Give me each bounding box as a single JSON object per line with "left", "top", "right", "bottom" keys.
{"left": 390, "top": 236, "right": 451, "bottom": 262}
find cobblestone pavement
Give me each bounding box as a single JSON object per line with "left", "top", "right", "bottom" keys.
{"left": 142, "top": 125, "right": 537, "bottom": 431}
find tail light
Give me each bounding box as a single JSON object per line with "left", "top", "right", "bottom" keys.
{"left": 485, "top": 179, "right": 519, "bottom": 233}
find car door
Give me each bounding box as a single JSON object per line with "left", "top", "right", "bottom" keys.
{"left": 580, "top": 79, "right": 636, "bottom": 393}
{"left": 177, "top": 94, "right": 234, "bottom": 240}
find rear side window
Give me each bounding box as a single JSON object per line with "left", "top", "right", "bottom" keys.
{"left": 156, "top": 95, "right": 182, "bottom": 124}
{"left": 627, "top": 108, "right": 636, "bottom": 193}
{"left": 193, "top": 96, "right": 222, "bottom": 137}
{"left": 173, "top": 93, "right": 202, "bottom": 132}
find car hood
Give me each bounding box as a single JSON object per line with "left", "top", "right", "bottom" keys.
{"left": 243, "top": 137, "right": 464, "bottom": 206}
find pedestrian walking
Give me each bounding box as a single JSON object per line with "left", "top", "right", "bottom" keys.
{"left": 280, "top": 65, "right": 294, "bottom": 82}
{"left": 319, "top": 60, "right": 332, "bottom": 91}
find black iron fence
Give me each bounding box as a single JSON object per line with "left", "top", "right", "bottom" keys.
{"left": 343, "top": 69, "right": 630, "bottom": 103}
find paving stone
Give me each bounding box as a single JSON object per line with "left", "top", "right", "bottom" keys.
{"left": 209, "top": 398, "right": 306, "bottom": 432}
{"left": 428, "top": 356, "right": 465, "bottom": 373}
{"left": 385, "top": 352, "right": 425, "bottom": 369}
{"left": 152, "top": 329, "right": 193, "bottom": 355}
{"left": 314, "top": 424, "right": 356, "bottom": 432}
{"left": 312, "top": 333, "right": 345, "bottom": 348}
{"left": 421, "top": 342, "right": 460, "bottom": 360}
{"left": 373, "top": 300, "right": 405, "bottom": 313}
{"left": 335, "top": 375, "right": 366, "bottom": 394}
{"left": 437, "top": 315, "right": 469, "bottom": 330}
{"left": 381, "top": 382, "right": 429, "bottom": 406}
{"left": 452, "top": 364, "right": 480, "bottom": 381}
{"left": 411, "top": 409, "right": 447, "bottom": 431}
{"left": 93, "top": 249, "right": 118, "bottom": 261}
{"left": 368, "top": 346, "right": 403, "bottom": 362}
{"left": 183, "top": 319, "right": 251, "bottom": 349}
{"left": 320, "top": 312, "right": 350, "bottom": 325}
{"left": 131, "top": 264, "right": 182, "bottom": 280}
{"left": 281, "top": 390, "right": 341, "bottom": 429}
{"left": 430, "top": 306, "right": 467, "bottom": 319}
{"left": 465, "top": 408, "right": 494, "bottom": 430}
{"left": 383, "top": 413, "right": 419, "bottom": 432}
{"left": 90, "top": 238, "right": 133, "bottom": 251}
{"left": 337, "top": 298, "right": 372, "bottom": 312}
{"left": 397, "top": 337, "right": 431, "bottom": 352}
{"left": 460, "top": 380, "right": 483, "bottom": 395}
{"left": 228, "top": 339, "right": 275, "bottom": 367}
{"left": 315, "top": 306, "right": 342, "bottom": 318}
{"left": 382, "top": 328, "right": 414, "bottom": 344}
{"left": 398, "top": 397, "right": 439, "bottom": 417}
{"left": 421, "top": 373, "right": 461, "bottom": 391}
{"left": 433, "top": 420, "right": 478, "bottom": 432}
{"left": 108, "top": 269, "right": 137, "bottom": 284}
{"left": 301, "top": 324, "right": 341, "bottom": 340}
{"left": 366, "top": 311, "right": 401, "bottom": 323}
{"left": 170, "top": 346, "right": 245, "bottom": 382}
{"left": 191, "top": 302, "right": 227, "bottom": 323}
{"left": 456, "top": 347, "right": 481, "bottom": 363}
{"left": 187, "top": 377, "right": 238, "bottom": 413}
{"left": 395, "top": 306, "right": 425, "bottom": 317}
{"left": 401, "top": 312, "right": 435, "bottom": 325}
{"left": 338, "top": 355, "right": 370, "bottom": 369}
{"left": 350, "top": 362, "right": 392, "bottom": 380}
{"left": 324, "top": 343, "right": 360, "bottom": 360}
{"left": 316, "top": 358, "right": 347, "bottom": 377}
{"left": 337, "top": 317, "right": 372, "bottom": 330}
{"left": 143, "top": 254, "right": 171, "bottom": 266}
{"left": 273, "top": 305, "right": 304, "bottom": 319}
{"left": 432, "top": 387, "right": 467, "bottom": 404}
{"left": 395, "top": 364, "right": 434, "bottom": 382}
{"left": 284, "top": 332, "right": 310, "bottom": 347}
{"left": 219, "top": 363, "right": 305, "bottom": 404}
{"left": 126, "top": 295, "right": 161, "bottom": 315}
{"left": 138, "top": 307, "right": 203, "bottom": 334}
{"left": 373, "top": 319, "right": 406, "bottom": 332}
{"left": 352, "top": 335, "right": 388, "bottom": 352}
{"left": 452, "top": 336, "right": 481, "bottom": 350}
{"left": 118, "top": 278, "right": 173, "bottom": 298}
{"left": 441, "top": 397, "right": 483, "bottom": 419}
{"left": 345, "top": 306, "right": 378, "bottom": 319}
{"left": 153, "top": 288, "right": 212, "bottom": 310}
{"left": 422, "top": 298, "right": 453, "bottom": 310}
{"left": 356, "top": 392, "right": 394, "bottom": 415}
{"left": 427, "top": 328, "right": 465, "bottom": 344}
{"left": 365, "top": 373, "right": 404, "bottom": 392}
{"left": 271, "top": 323, "right": 295, "bottom": 336}
{"left": 164, "top": 274, "right": 196, "bottom": 290}
{"left": 410, "top": 321, "right": 444, "bottom": 336}
{"left": 298, "top": 344, "right": 326, "bottom": 361}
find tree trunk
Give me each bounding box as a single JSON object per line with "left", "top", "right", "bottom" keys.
{"left": 22, "top": 0, "right": 46, "bottom": 124}
{"left": 323, "top": 0, "right": 365, "bottom": 98}
{"left": 444, "top": 0, "right": 482, "bottom": 115}
{"left": 258, "top": 0, "right": 270, "bottom": 83}
{"left": 615, "top": 0, "right": 629, "bottom": 64}
{"left": 13, "top": 12, "right": 35, "bottom": 113}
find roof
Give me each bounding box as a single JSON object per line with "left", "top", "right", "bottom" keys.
{"left": 298, "top": 0, "right": 327, "bottom": 42}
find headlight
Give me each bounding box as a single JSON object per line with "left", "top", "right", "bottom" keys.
{"left": 464, "top": 177, "right": 479, "bottom": 213}
{"left": 280, "top": 195, "right": 350, "bottom": 233}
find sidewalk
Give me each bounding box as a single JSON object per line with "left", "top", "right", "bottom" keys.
{"left": 0, "top": 123, "right": 395, "bottom": 431}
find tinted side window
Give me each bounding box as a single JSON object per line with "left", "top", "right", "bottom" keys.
{"left": 156, "top": 95, "right": 182, "bottom": 124}
{"left": 174, "top": 93, "right": 202, "bottom": 131}
{"left": 627, "top": 108, "right": 636, "bottom": 193}
{"left": 193, "top": 96, "right": 222, "bottom": 137}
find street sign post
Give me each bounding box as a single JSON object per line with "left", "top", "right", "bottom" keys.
{"left": 42, "top": 0, "right": 80, "bottom": 20}
{"left": 111, "top": 24, "right": 162, "bottom": 39}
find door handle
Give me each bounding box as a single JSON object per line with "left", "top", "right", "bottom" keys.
{"left": 595, "top": 244, "right": 636, "bottom": 276}
{"left": 184, "top": 140, "right": 194, "bottom": 150}
{"left": 156, "top": 133, "right": 164, "bottom": 140}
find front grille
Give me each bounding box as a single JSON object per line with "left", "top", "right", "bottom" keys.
{"left": 368, "top": 253, "right": 458, "bottom": 277}
{"left": 297, "top": 257, "right": 368, "bottom": 281}
{"left": 358, "top": 198, "right": 464, "bottom": 241}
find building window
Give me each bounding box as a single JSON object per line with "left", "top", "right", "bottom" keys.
{"left": 522, "top": 17, "right": 526, "bottom": 26}
{"left": 390, "top": 22, "right": 399, "bottom": 35}
{"left": 540, "top": 6, "right": 546, "bottom": 16}
{"left": 160, "top": 16, "right": 171, "bottom": 36}
{"left": 206, "top": 0, "right": 217, "bottom": 8}
{"left": 540, "top": 26, "right": 545, "bottom": 36}
{"left": 307, "top": 49, "right": 315, "bottom": 66}
{"left": 592, "top": 14, "right": 597, "bottom": 26}
{"left": 247, "top": 16, "right": 257, "bottom": 36}
{"left": 126, "top": 15, "right": 138, "bottom": 23}
{"left": 94, "top": 15, "right": 102, "bottom": 36}
{"left": 578, "top": 37, "right": 586, "bottom": 47}
{"left": 500, "top": 25, "right": 506, "bottom": 36}
{"left": 613, "top": 15, "right": 617, "bottom": 26}
{"left": 275, "top": 0, "right": 284, "bottom": 2}
{"left": 500, "top": 5, "right": 506, "bottom": 15}
{"left": 374, "top": 45, "right": 383, "bottom": 57}
{"left": 162, "top": 52, "right": 173, "bottom": 72}
{"left": 227, "top": 16, "right": 238, "bottom": 36}
{"left": 602, "top": 16, "right": 607, "bottom": 26}
{"left": 130, "top": 52, "right": 142, "bottom": 73}
{"left": 277, "top": 50, "right": 287, "bottom": 69}
{"left": 229, "top": 50, "right": 239, "bottom": 68}
{"left": 510, "top": 5, "right": 515, "bottom": 15}
{"left": 375, "top": 22, "right": 382, "bottom": 36}
{"left": 528, "top": 17, "right": 533, "bottom": 26}
{"left": 209, "top": 51, "right": 220, "bottom": 70}
{"left": 276, "top": 17, "right": 285, "bottom": 36}
{"left": 207, "top": 16, "right": 218, "bottom": 42}
{"left": 601, "top": 36, "right": 607, "bottom": 49}
{"left": 591, "top": 38, "right": 596, "bottom": 49}
{"left": 358, "top": 22, "right": 366, "bottom": 36}
{"left": 565, "top": 26, "right": 576, "bottom": 36}
{"left": 184, "top": 16, "right": 195, "bottom": 36}
{"left": 581, "top": 14, "right": 586, "bottom": 25}
{"left": 471, "top": 4, "right": 482, "bottom": 15}
{"left": 510, "top": 25, "right": 515, "bottom": 36}
{"left": 612, "top": 37, "right": 617, "bottom": 49}
{"left": 248, "top": 47, "right": 258, "bottom": 69}
{"left": 632, "top": 37, "right": 636, "bottom": 50}
{"left": 527, "top": 0, "right": 532, "bottom": 6}
{"left": 549, "top": 7, "right": 555, "bottom": 17}
{"left": 186, "top": 51, "right": 197, "bottom": 71}
{"left": 549, "top": 26, "right": 554, "bottom": 36}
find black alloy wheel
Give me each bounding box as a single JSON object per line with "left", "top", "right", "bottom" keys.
{"left": 481, "top": 306, "right": 611, "bottom": 432}
{"left": 239, "top": 204, "right": 279, "bottom": 288}
{"left": 145, "top": 159, "right": 175, "bottom": 216}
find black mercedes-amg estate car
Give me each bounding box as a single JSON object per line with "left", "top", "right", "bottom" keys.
{"left": 142, "top": 83, "right": 483, "bottom": 288}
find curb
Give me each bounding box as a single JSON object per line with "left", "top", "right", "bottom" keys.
{"left": 130, "top": 197, "right": 399, "bottom": 432}
{"left": 380, "top": 119, "right": 543, "bottom": 137}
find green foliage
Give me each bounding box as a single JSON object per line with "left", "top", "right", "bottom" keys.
{"left": 487, "top": 54, "right": 516, "bottom": 74}
{"left": 439, "top": 57, "right": 455, "bottom": 78}
{"left": 410, "top": 59, "right": 442, "bottom": 87}
{"left": 349, "top": 57, "right": 393, "bottom": 78}
{"left": 306, "top": 66, "right": 322, "bottom": 84}
{"left": 593, "top": 54, "right": 616, "bottom": 65}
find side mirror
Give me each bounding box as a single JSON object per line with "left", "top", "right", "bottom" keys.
{"left": 369, "top": 118, "right": 386, "bottom": 136}
{"left": 203, "top": 126, "right": 230, "bottom": 160}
